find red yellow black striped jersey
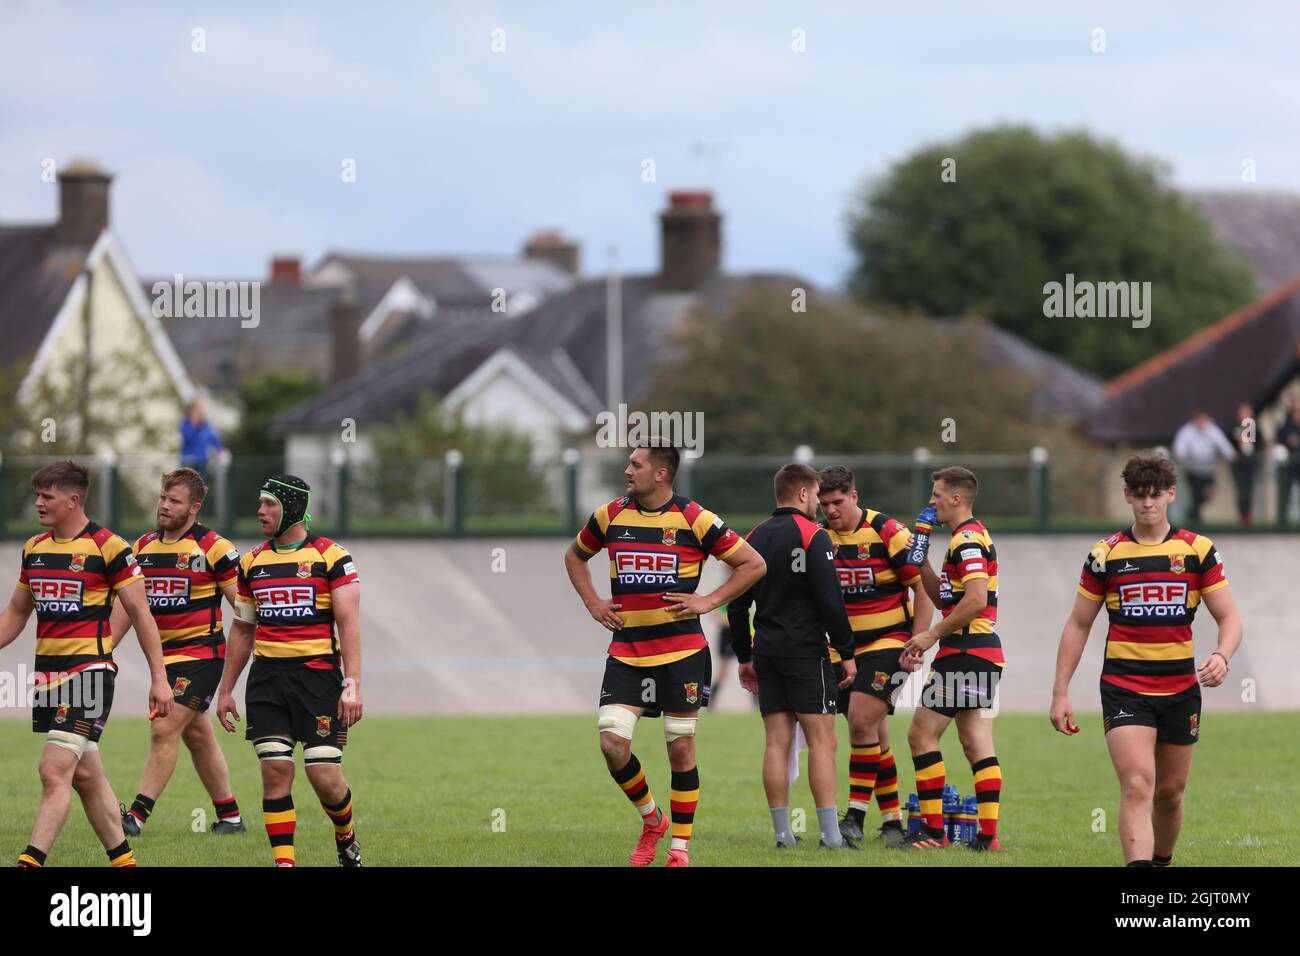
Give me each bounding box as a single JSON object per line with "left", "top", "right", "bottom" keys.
{"left": 235, "top": 535, "right": 358, "bottom": 668}
{"left": 17, "top": 522, "right": 143, "bottom": 689}
{"left": 823, "top": 508, "right": 921, "bottom": 661}
{"left": 936, "top": 518, "right": 1002, "bottom": 665}
{"left": 134, "top": 524, "right": 239, "bottom": 665}
{"left": 575, "top": 494, "right": 744, "bottom": 667}
{"left": 1078, "top": 526, "right": 1226, "bottom": 696}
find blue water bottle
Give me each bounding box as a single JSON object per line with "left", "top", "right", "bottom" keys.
{"left": 962, "top": 796, "right": 979, "bottom": 844}
{"left": 906, "top": 793, "right": 922, "bottom": 836}
{"left": 942, "top": 785, "right": 961, "bottom": 844}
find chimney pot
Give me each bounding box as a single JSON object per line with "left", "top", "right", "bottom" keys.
{"left": 56, "top": 160, "right": 112, "bottom": 248}
{"left": 522, "top": 229, "right": 580, "bottom": 276}
{"left": 660, "top": 190, "right": 721, "bottom": 291}
{"left": 270, "top": 256, "right": 302, "bottom": 286}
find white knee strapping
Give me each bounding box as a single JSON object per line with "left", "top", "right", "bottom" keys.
{"left": 47, "top": 730, "right": 89, "bottom": 758}
{"left": 304, "top": 745, "right": 343, "bottom": 765}
{"left": 664, "top": 716, "right": 697, "bottom": 742}
{"left": 597, "top": 705, "right": 637, "bottom": 741}
{"left": 254, "top": 736, "right": 295, "bottom": 762}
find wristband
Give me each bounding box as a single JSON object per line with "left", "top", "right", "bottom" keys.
{"left": 1210, "top": 651, "right": 1230, "bottom": 670}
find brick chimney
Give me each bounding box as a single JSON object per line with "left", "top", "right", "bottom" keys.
{"left": 659, "top": 190, "right": 721, "bottom": 291}
{"left": 329, "top": 288, "right": 364, "bottom": 381}
{"left": 523, "top": 229, "right": 580, "bottom": 275}
{"left": 56, "top": 160, "right": 112, "bottom": 248}
{"left": 270, "top": 256, "right": 302, "bottom": 286}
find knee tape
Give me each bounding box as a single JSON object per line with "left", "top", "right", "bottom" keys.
{"left": 304, "top": 745, "right": 343, "bottom": 766}
{"left": 254, "top": 736, "right": 295, "bottom": 762}
{"left": 47, "top": 730, "right": 89, "bottom": 758}
{"left": 664, "top": 716, "right": 697, "bottom": 743}
{"left": 597, "top": 705, "right": 637, "bottom": 741}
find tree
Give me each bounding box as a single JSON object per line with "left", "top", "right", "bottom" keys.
{"left": 643, "top": 286, "right": 1076, "bottom": 455}
{"left": 366, "top": 392, "right": 548, "bottom": 519}
{"left": 228, "top": 369, "right": 323, "bottom": 457}
{"left": 846, "top": 125, "right": 1257, "bottom": 378}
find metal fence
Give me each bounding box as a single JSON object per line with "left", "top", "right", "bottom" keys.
{"left": 0, "top": 448, "right": 1296, "bottom": 540}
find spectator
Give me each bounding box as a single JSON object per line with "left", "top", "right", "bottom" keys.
{"left": 1230, "top": 404, "right": 1258, "bottom": 526}
{"left": 1172, "top": 411, "right": 1236, "bottom": 523}
{"left": 180, "top": 398, "right": 224, "bottom": 481}
{"left": 1277, "top": 397, "right": 1300, "bottom": 522}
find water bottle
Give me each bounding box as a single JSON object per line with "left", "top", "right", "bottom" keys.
{"left": 962, "top": 796, "right": 980, "bottom": 844}
{"left": 906, "top": 793, "right": 922, "bottom": 836}
{"left": 942, "top": 785, "right": 961, "bottom": 844}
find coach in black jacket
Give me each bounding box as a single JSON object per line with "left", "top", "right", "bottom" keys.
{"left": 727, "top": 463, "right": 857, "bottom": 849}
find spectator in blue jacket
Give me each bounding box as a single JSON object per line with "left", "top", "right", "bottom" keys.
{"left": 180, "top": 399, "right": 223, "bottom": 480}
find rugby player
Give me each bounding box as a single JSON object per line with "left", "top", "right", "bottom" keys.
{"left": 728, "top": 464, "right": 857, "bottom": 850}
{"left": 110, "top": 468, "right": 246, "bottom": 836}
{"left": 898, "top": 466, "right": 1004, "bottom": 851}
{"left": 1051, "top": 454, "right": 1242, "bottom": 866}
{"left": 0, "top": 461, "right": 172, "bottom": 868}
{"left": 817, "top": 465, "right": 934, "bottom": 847}
{"left": 215, "top": 475, "right": 364, "bottom": 867}
{"left": 564, "top": 444, "right": 766, "bottom": 867}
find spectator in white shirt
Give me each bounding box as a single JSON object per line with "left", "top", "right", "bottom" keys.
{"left": 1172, "top": 411, "right": 1237, "bottom": 523}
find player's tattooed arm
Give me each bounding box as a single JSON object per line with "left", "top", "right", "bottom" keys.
{"left": 1198, "top": 585, "right": 1242, "bottom": 688}
{"left": 0, "top": 586, "right": 35, "bottom": 650}
{"left": 1050, "top": 592, "right": 1104, "bottom": 735}
{"left": 564, "top": 542, "right": 623, "bottom": 630}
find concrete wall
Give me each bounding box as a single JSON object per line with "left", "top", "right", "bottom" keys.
{"left": 0, "top": 535, "right": 1294, "bottom": 719}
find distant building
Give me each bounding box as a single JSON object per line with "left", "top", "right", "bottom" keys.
{"left": 0, "top": 161, "right": 195, "bottom": 459}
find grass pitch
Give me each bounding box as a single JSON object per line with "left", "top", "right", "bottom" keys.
{"left": 2, "top": 712, "right": 1294, "bottom": 866}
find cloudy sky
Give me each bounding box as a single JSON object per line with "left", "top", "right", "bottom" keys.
{"left": 2, "top": 1, "right": 1297, "bottom": 287}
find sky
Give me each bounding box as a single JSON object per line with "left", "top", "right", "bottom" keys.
{"left": 2, "top": 1, "right": 1298, "bottom": 288}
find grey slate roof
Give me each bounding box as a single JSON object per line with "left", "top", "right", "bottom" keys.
{"left": 1190, "top": 190, "right": 1300, "bottom": 295}
{"left": 0, "top": 226, "right": 87, "bottom": 369}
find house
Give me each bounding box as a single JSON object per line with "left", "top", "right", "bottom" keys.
{"left": 157, "top": 236, "right": 578, "bottom": 398}
{"left": 0, "top": 161, "right": 196, "bottom": 462}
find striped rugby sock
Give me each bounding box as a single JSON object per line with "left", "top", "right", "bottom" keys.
{"left": 17, "top": 844, "right": 47, "bottom": 868}
{"left": 972, "top": 756, "right": 1001, "bottom": 837}
{"left": 214, "top": 795, "right": 242, "bottom": 825}
{"left": 263, "top": 795, "right": 296, "bottom": 866}
{"left": 323, "top": 789, "right": 355, "bottom": 843}
{"left": 670, "top": 767, "right": 700, "bottom": 853}
{"left": 611, "top": 753, "right": 659, "bottom": 821}
{"left": 107, "top": 840, "right": 136, "bottom": 867}
{"left": 875, "top": 746, "right": 901, "bottom": 820}
{"left": 847, "top": 741, "right": 881, "bottom": 822}
{"left": 913, "top": 751, "right": 946, "bottom": 836}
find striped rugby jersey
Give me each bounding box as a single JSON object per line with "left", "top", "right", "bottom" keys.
{"left": 17, "top": 522, "right": 143, "bottom": 689}
{"left": 936, "top": 517, "right": 1003, "bottom": 665}
{"left": 823, "top": 508, "right": 921, "bottom": 662}
{"left": 134, "top": 524, "right": 239, "bottom": 665}
{"left": 235, "top": 535, "right": 358, "bottom": 668}
{"left": 575, "top": 494, "right": 744, "bottom": 667}
{"left": 1078, "top": 526, "right": 1226, "bottom": 696}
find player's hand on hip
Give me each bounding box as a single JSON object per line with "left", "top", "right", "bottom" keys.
{"left": 837, "top": 658, "right": 857, "bottom": 688}
{"left": 216, "top": 692, "right": 240, "bottom": 732}
{"left": 584, "top": 597, "right": 623, "bottom": 630}
{"left": 662, "top": 592, "right": 711, "bottom": 618}
{"left": 339, "top": 677, "right": 363, "bottom": 726}
{"left": 738, "top": 661, "right": 759, "bottom": 695}
{"left": 149, "top": 677, "right": 174, "bottom": 720}
{"left": 1197, "top": 652, "right": 1228, "bottom": 687}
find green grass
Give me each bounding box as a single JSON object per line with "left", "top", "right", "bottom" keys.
{"left": 3, "top": 712, "right": 1295, "bottom": 866}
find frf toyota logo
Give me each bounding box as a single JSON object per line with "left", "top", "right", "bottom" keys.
{"left": 614, "top": 551, "right": 679, "bottom": 586}
{"left": 1118, "top": 581, "right": 1189, "bottom": 618}
{"left": 31, "top": 578, "right": 84, "bottom": 614}
{"left": 837, "top": 566, "right": 875, "bottom": 594}
{"left": 144, "top": 576, "right": 190, "bottom": 608}
{"left": 252, "top": 584, "right": 317, "bottom": 619}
